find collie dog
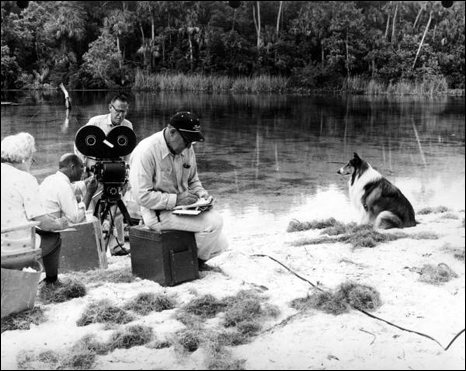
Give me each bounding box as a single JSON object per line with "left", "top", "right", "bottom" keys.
{"left": 337, "top": 153, "right": 416, "bottom": 229}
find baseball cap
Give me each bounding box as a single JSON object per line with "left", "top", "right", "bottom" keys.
{"left": 170, "top": 111, "right": 205, "bottom": 143}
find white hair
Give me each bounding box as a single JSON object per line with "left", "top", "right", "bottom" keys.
{"left": 1, "top": 132, "right": 36, "bottom": 163}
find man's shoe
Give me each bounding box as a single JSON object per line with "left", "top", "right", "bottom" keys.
{"left": 111, "top": 245, "right": 129, "bottom": 256}
{"left": 197, "top": 258, "right": 212, "bottom": 271}
{"left": 40, "top": 277, "right": 72, "bottom": 289}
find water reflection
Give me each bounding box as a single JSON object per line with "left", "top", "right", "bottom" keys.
{"left": 1, "top": 91, "right": 464, "bottom": 235}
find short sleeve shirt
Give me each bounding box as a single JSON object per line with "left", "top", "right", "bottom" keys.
{"left": 1, "top": 163, "right": 47, "bottom": 252}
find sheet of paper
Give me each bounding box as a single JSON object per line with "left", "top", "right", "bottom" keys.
{"left": 172, "top": 209, "right": 202, "bottom": 216}
{"left": 173, "top": 196, "right": 213, "bottom": 210}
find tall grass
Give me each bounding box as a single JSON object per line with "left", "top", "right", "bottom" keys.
{"left": 344, "top": 75, "right": 449, "bottom": 96}
{"left": 135, "top": 70, "right": 451, "bottom": 95}
{"left": 134, "top": 69, "right": 288, "bottom": 93}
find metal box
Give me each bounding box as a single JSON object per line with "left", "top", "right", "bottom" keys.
{"left": 59, "top": 217, "right": 108, "bottom": 272}
{"left": 129, "top": 226, "right": 199, "bottom": 286}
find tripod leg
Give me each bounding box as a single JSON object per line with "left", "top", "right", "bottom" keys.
{"left": 100, "top": 202, "right": 113, "bottom": 252}
{"left": 107, "top": 202, "right": 129, "bottom": 255}
{"left": 100, "top": 201, "right": 111, "bottom": 223}
{"left": 116, "top": 199, "right": 133, "bottom": 226}
{"left": 94, "top": 199, "right": 101, "bottom": 219}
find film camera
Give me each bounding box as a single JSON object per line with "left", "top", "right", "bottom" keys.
{"left": 91, "top": 160, "right": 127, "bottom": 200}
{"left": 75, "top": 125, "right": 136, "bottom": 230}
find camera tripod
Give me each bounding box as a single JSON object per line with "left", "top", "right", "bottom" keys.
{"left": 94, "top": 187, "right": 133, "bottom": 254}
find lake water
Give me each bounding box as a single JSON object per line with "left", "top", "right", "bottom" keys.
{"left": 1, "top": 91, "right": 464, "bottom": 237}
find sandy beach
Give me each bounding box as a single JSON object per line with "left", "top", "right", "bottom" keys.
{"left": 1, "top": 205, "right": 464, "bottom": 370}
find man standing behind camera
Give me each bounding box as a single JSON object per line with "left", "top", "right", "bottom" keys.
{"left": 75, "top": 94, "right": 133, "bottom": 256}
{"left": 129, "top": 111, "right": 228, "bottom": 270}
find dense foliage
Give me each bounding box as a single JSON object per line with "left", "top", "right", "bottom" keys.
{"left": 1, "top": 1, "right": 464, "bottom": 91}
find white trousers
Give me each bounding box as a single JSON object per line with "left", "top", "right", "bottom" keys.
{"left": 141, "top": 208, "right": 228, "bottom": 261}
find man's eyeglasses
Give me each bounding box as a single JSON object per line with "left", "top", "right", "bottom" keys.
{"left": 110, "top": 104, "right": 128, "bottom": 115}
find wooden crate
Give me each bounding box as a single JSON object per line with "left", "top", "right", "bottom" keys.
{"left": 59, "top": 217, "right": 108, "bottom": 272}
{"left": 129, "top": 226, "right": 199, "bottom": 286}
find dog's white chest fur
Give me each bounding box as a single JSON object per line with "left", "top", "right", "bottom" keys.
{"left": 349, "top": 167, "right": 381, "bottom": 223}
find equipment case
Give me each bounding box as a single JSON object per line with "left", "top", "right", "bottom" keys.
{"left": 129, "top": 226, "right": 199, "bottom": 286}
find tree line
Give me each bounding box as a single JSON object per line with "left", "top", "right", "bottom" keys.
{"left": 1, "top": 1, "right": 464, "bottom": 92}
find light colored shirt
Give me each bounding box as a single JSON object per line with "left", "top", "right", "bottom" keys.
{"left": 1, "top": 163, "right": 46, "bottom": 252}
{"left": 74, "top": 113, "right": 133, "bottom": 166}
{"left": 39, "top": 171, "right": 86, "bottom": 223}
{"left": 129, "top": 129, "right": 205, "bottom": 211}
{"left": 85, "top": 113, "right": 133, "bottom": 136}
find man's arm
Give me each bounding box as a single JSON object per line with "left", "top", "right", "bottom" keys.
{"left": 33, "top": 214, "right": 69, "bottom": 231}
{"left": 82, "top": 177, "right": 98, "bottom": 210}
{"left": 186, "top": 150, "right": 208, "bottom": 198}
{"left": 129, "top": 149, "right": 177, "bottom": 210}
{"left": 56, "top": 186, "right": 86, "bottom": 223}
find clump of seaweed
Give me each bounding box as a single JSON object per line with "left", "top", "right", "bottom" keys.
{"left": 286, "top": 218, "right": 340, "bottom": 232}
{"left": 173, "top": 328, "right": 203, "bottom": 352}
{"left": 417, "top": 206, "right": 451, "bottom": 215}
{"left": 418, "top": 263, "right": 458, "bottom": 285}
{"left": 77, "top": 333, "right": 109, "bottom": 355}
{"left": 17, "top": 349, "right": 61, "bottom": 370}
{"left": 290, "top": 222, "right": 407, "bottom": 248}
{"left": 38, "top": 278, "right": 87, "bottom": 304}
{"left": 177, "top": 294, "right": 227, "bottom": 325}
{"left": 453, "top": 247, "right": 465, "bottom": 261}
{"left": 106, "top": 324, "right": 153, "bottom": 352}
{"left": 291, "top": 290, "right": 350, "bottom": 315}
{"left": 124, "top": 292, "right": 177, "bottom": 315}
{"left": 174, "top": 289, "right": 280, "bottom": 356}
{"left": 222, "top": 290, "right": 280, "bottom": 338}
{"left": 71, "top": 267, "right": 136, "bottom": 287}
{"left": 76, "top": 299, "right": 135, "bottom": 327}
{"left": 290, "top": 282, "right": 382, "bottom": 315}
{"left": 204, "top": 344, "right": 247, "bottom": 370}
{"left": 346, "top": 226, "right": 403, "bottom": 248}
{"left": 440, "top": 212, "right": 459, "bottom": 220}
{"left": 17, "top": 324, "right": 153, "bottom": 370}
{"left": 1, "top": 307, "right": 47, "bottom": 333}
{"left": 213, "top": 329, "right": 251, "bottom": 346}
{"left": 17, "top": 341, "right": 96, "bottom": 370}
{"left": 410, "top": 231, "right": 439, "bottom": 240}
{"left": 334, "top": 282, "right": 382, "bottom": 311}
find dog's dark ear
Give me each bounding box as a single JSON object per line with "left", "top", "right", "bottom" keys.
{"left": 351, "top": 152, "right": 362, "bottom": 166}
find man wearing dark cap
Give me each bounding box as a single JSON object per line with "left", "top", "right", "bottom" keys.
{"left": 129, "top": 111, "right": 228, "bottom": 269}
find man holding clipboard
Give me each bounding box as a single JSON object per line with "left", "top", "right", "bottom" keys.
{"left": 129, "top": 111, "right": 228, "bottom": 270}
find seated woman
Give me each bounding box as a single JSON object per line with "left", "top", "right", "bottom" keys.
{"left": 1, "top": 132, "right": 69, "bottom": 287}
